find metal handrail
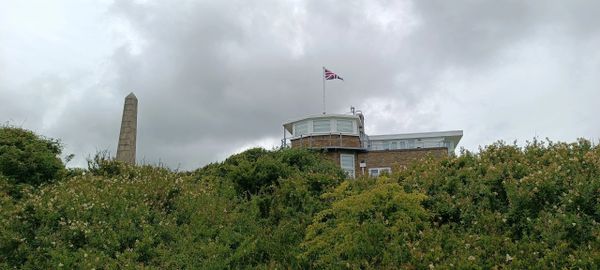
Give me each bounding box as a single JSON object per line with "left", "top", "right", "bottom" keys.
{"left": 284, "top": 133, "right": 368, "bottom": 150}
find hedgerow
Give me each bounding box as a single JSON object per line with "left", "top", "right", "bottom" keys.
{"left": 394, "top": 139, "right": 600, "bottom": 268}
{"left": 0, "top": 128, "right": 598, "bottom": 268}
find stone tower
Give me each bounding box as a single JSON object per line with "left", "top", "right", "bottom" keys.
{"left": 116, "top": 92, "right": 138, "bottom": 164}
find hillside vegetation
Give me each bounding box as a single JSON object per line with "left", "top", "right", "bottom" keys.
{"left": 0, "top": 127, "right": 599, "bottom": 269}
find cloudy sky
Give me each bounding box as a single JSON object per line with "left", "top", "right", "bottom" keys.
{"left": 1, "top": 0, "right": 599, "bottom": 170}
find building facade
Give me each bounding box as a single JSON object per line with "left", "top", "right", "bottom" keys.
{"left": 282, "top": 112, "right": 462, "bottom": 178}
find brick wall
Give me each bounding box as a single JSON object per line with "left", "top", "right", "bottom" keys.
{"left": 323, "top": 151, "right": 340, "bottom": 164}
{"left": 357, "top": 148, "right": 447, "bottom": 177}
{"left": 319, "top": 148, "right": 447, "bottom": 178}
{"left": 291, "top": 134, "right": 361, "bottom": 148}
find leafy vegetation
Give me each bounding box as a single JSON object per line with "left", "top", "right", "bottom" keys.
{"left": 0, "top": 127, "right": 598, "bottom": 269}
{"left": 0, "top": 127, "right": 65, "bottom": 187}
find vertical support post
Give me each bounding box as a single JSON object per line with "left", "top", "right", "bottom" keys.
{"left": 282, "top": 127, "right": 286, "bottom": 148}
{"left": 322, "top": 66, "right": 326, "bottom": 114}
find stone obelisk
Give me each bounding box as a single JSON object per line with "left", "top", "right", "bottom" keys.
{"left": 116, "top": 92, "right": 138, "bottom": 164}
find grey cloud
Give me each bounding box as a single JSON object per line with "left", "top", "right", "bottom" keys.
{"left": 103, "top": 0, "right": 600, "bottom": 169}
{"left": 2, "top": 0, "right": 600, "bottom": 169}
{"left": 106, "top": 0, "right": 416, "bottom": 168}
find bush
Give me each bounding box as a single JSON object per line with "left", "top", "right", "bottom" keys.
{"left": 86, "top": 150, "right": 127, "bottom": 177}
{"left": 216, "top": 147, "right": 343, "bottom": 198}
{"left": 301, "top": 177, "right": 429, "bottom": 268}
{"left": 0, "top": 127, "right": 65, "bottom": 186}
{"left": 395, "top": 139, "right": 600, "bottom": 268}
{"left": 0, "top": 147, "right": 345, "bottom": 268}
{"left": 2, "top": 136, "right": 599, "bottom": 269}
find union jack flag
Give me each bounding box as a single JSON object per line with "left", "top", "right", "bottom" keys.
{"left": 324, "top": 68, "right": 344, "bottom": 81}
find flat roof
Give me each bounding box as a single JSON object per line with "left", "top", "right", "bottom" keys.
{"left": 368, "top": 130, "right": 463, "bottom": 140}
{"left": 369, "top": 130, "right": 463, "bottom": 145}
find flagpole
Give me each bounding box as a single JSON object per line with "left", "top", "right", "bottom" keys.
{"left": 322, "top": 66, "right": 326, "bottom": 114}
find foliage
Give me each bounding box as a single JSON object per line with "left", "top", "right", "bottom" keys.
{"left": 0, "top": 130, "right": 599, "bottom": 269}
{"left": 0, "top": 127, "right": 65, "bottom": 187}
{"left": 203, "top": 147, "right": 344, "bottom": 198}
{"left": 396, "top": 139, "right": 600, "bottom": 268}
{"left": 0, "top": 146, "right": 344, "bottom": 268}
{"left": 0, "top": 174, "right": 20, "bottom": 269}
{"left": 302, "top": 177, "right": 429, "bottom": 269}
{"left": 86, "top": 150, "right": 126, "bottom": 177}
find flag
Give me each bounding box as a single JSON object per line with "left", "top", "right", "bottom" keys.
{"left": 324, "top": 68, "right": 344, "bottom": 81}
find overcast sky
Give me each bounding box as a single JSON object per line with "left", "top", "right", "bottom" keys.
{"left": 1, "top": 0, "right": 599, "bottom": 170}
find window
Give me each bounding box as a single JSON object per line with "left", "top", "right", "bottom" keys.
{"left": 370, "top": 141, "right": 380, "bottom": 150}
{"left": 420, "top": 138, "right": 442, "bottom": 148}
{"left": 382, "top": 141, "right": 390, "bottom": 150}
{"left": 372, "top": 141, "right": 385, "bottom": 150}
{"left": 336, "top": 119, "right": 353, "bottom": 133}
{"left": 369, "top": 167, "right": 391, "bottom": 177}
{"left": 294, "top": 121, "right": 308, "bottom": 136}
{"left": 397, "top": 141, "right": 406, "bottom": 149}
{"left": 313, "top": 120, "right": 331, "bottom": 133}
{"left": 340, "top": 154, "right": 355, "bottom": 178}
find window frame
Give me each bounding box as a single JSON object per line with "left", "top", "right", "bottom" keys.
{"left": 313, "top": 119, "right": 331, "bottom": 133}
{"left": 340, "top": 153, "right": 355, "bottom": 179}
{"left": 293, "top": 121, "right": 309, "bottom": 136}
{"left": 368, "top": 167, "right": 392, "bottom": 177}
{"left": 336, "top": 119, "right": 354, "bottom": 134}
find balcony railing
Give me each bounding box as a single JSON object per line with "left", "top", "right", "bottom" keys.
{"left": 281, "top": 133, "right": 367, "bottom": 150}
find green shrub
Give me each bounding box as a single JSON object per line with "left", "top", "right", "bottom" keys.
{"left": 0, "top": 174, "right": 19, "bottom": 267}
{"left": 0, "top": 127, "right": 65, "bottom": 186}
{"left": 396, "top": 139, "right": 600, "bottom": 268}
{"left": 216, "top": 147, "right": 343, "bottom": 198}
{"left": 302, "top": 177, "right": 429, "bottom": 269}
{"left": 2, "top": 136, "right": 599, "bottom": 269}
{"left": 86, "top": 150, "right": 125, "bottom": 177}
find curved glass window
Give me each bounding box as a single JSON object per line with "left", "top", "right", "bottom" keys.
{"left": 336, "top": 119, "right": 353, "bottom": 133}
{"left": 313, "top": 120, "right": 331, "bottom": 133}
{"left": 294, "top": 121, "right": 308, "bottom": 136}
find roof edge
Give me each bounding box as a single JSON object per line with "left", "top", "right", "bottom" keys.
{"left": 368, "top": 130, "right": 463, "bottom": 140}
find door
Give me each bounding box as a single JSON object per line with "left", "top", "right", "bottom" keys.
{"left": 340, "top": 153, "right": 355, "bottom": 179}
